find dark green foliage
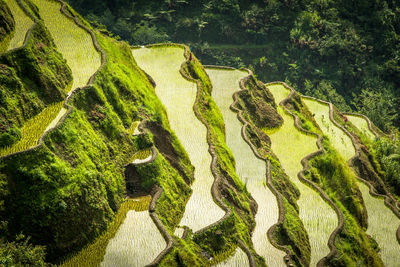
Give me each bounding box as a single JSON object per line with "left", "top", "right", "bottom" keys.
{"left": 0, "top": 32, "right": 193, "bottom": 264}
{"left": 0, "top": 0, "right": 14, "bottom": 43}
{"left": 0, "top": 126, "right": 21, "bottom": 148}
{"left": 0, "top": 233, "right": 47, "bottom": 267}
{"left": 65, "top": 0, "right": 400, "bottom": 130}
{"left": 374, "top": 134, "right": 400, "bottom": 197}
{"left": 0, "top": 23, "right": 71, "bottom": 134}
{"left": 239, "top": 77, "right": 284, "bottom": 129}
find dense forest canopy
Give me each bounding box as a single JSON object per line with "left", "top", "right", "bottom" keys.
{"left": 66, "top": 0, "right": 400, "bottom": 132}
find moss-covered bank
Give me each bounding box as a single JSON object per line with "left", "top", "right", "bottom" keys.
{"left": 0, "top": 13, "right": 193, "bottom": 264}
{"left": 0, "top": 0, "right": 14, "bottom": 45}
{"left": 284, "top": 92, "right": 383, "bottom": 266}
{"left": 0, "top": 22, "right": 71, "bottom": 148}
{"left": 232, "top": 77, "right": 311, "bottom": 266}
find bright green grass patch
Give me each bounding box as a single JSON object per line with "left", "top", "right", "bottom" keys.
{"left": 131, "top": 148, "right": 152, "bottom": 162}
{"left": 208, "top": 68, "right": 286, "bottom": 266}
{"left": 3, "top": 0, "right": 33, "bottom": 50}
{"left": 0, "top": 101, "right": 63, "bottom": 157}
{"left": 128, "top": 120, "right": 140, "bottom": 135}
{"left": 266, "top": 103, "right": 338, "bottom": 266}
{"left": 358, "top": 181, "right": 400, "bottom": 266}
{"left": 214, "top": 247, "right": 248, "bottom": 267}
{"left": 307, "top": 139, "right": 383, "bottom": 266}
{"left": 302, "top": 98, "right": 355, "bottom": 161}
{"left": 61, "top": 196, "right": 151, "bottom": 267}
{"left": 35, "top": 0, "right": 100, "bottom": 91}
{"left": 132, "top": 46, "right": 225, "bottom": 232}
{"left": 346, "top": 115, "right": 376, "bottom": 141}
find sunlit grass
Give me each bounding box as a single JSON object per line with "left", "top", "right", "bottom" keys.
{"left": 0, "top": 101, "right": 64, "bottom": 157}
{"left": 346, "top": 115, "right": 376, "bottom": 141}
{"left": 208, "top": 68, "right": 286, "bottom": 266}
{"left": 267, "top": 85, "right": 337, "bottom": 266}
{"left": 3, "top": 0, "right": 34, "bottom": 51}
{"left": 132, "top": 46, "right": 224, "bottom": 232}
{"left": 302, "top": 98, "right": 355, "bottom": 161}
{"left": 302, "top": 97, "right": 400, "bottom": 265}
{"left": 62, "top": 196, "right": 153, "bottom": 267}
{"left": 213, "top": 247, "right": 248, "bottom": 267}
{"left": 34, "top": 0, "right": 101, "bottom": 92}
{"left": 131, "top": 148, "right": 152, "bottom": 164}
{"left": 358, "top": 182, "right": 400, "bottom": 266}
{"left": 128, "top": 120, "right": 141, "bottom": 135}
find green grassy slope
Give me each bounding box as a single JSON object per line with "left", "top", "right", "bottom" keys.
{"left": 0, "top": 0, "right": 14, "bottom": 50}
{"left": 208, "top": 68, "right": 286, "bottom": 266}
{"left": 0, "top": 12, "right": 193, "bottom": 265}
{"left": 283, "top": 92, "right": 384, "bottom": 266}
{"left": 0, "top": 22, "right": 71, "bottom": 150}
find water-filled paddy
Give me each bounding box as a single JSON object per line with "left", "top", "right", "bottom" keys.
{"left": 132, "top": 47, "right": 224, "bottom": 232}
{"left": 208, "top": 69, "right": 285, "bottom": 266}
{"left": 268, "top": 85, "right": 337, "bottom": 266}
{"left": 3, "top": 0, "right": 34, "bottom": 51}
{"left": 346, "top": 115, "right": 376, "bottom": 141}
{"left": 304, "top": 97, "right": 400, "bottom": 265}
{"left": 302, "top": 98, "right": 355, "bottom": 161}
{"left": 35, "top": 0, "right": 100, "bottom": 92}
{"left": 101, "top": 210, "right": 165, "bottom": 267}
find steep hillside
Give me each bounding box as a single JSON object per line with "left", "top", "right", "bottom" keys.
{"left": 0, "top": 1, "right": 399, "bottom": 266}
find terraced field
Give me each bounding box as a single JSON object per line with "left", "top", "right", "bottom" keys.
{"left": 346, "top": 114, "right": 376, "bottom": 141}
{"left": 132, "top": 46, "right": 225, "bottom": 232}
{"left": 101, "top": 210, "right": 165, "bottom": 266}
{"left": 267, "top": 85, "right": 337, "bottom": 266}
{"left": 208, "top": 68, "right": 286, "bottom": 266}
{"left": 305, "top": 98, "right": 400, "bottom": 266}
{"left": 302, "top": 98, "right": 355, "bottom": 160}
{"left": 358, "top": 181, "right": 400, "bottom": 266}
{"left": 215, "top": 247, "right": 248, "bottom": 267}
{"left": 34, "top": 0, "right": 100, "bottom": 92}
{"left": 3, "top": 0, "right": 34, "bottom": 51}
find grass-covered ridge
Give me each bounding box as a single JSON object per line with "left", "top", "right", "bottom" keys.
{"left": 282, "top": 90, "right": 384, "bottom": 266}
{"left": 0, "top": 0, "right": 14, "bottom": 49}
{"left": 231, "top": 76, "right": 311, "bottom": 266}
{"left": 0, "top": 7, "right": 193, "bottom": 265}
{"left": 179, "top": 48, "right": 263, "bottom": 265}
{"left": 0, "top": 20, "right": 71, "bottom": 153}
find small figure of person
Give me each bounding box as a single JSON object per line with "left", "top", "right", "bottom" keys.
{"left": 343, "top": 115, "right": 348, "bottom": 123}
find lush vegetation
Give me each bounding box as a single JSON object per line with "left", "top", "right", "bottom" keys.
{"left": 233, "top": 78, "right": 311, "bottom": 266}
{"left": 0, "top": 13, "right": 193, "bottom": 265}
{"left": 307, "top": 139, "right": 383, "bottom": 266}
{"left": 0, "top": 101, "right": 64, "bottom": 157}
{"left": 35, "top": 0, "right": 101, "bottom": 91}
{"left": 0, "top": 22, "right": 71, "bottom": 149}
{"left": 208, "top": 68, "right": 287, "bottom": 266}
{"left": 62, "top": 196, "right": 151, "bottom": 266}
{"left": 65, "top": 0, "right": 400, "bottom": 132}
{"left": 0, "top": 0, "right": 14, "bottom": 47}
{"left": 182, "top": 53, "right": 265, "bottom": 265}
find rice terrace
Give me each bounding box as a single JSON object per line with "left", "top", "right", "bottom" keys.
{"left": 0, "top": 0, "right": 400, "bottom": 266}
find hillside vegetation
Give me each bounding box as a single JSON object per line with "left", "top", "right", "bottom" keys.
{"left": 65, "top": 0, "right": 400, "bottom": 132}
{"left": 0, "top": 0, "right": 399, "bottom": 266}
